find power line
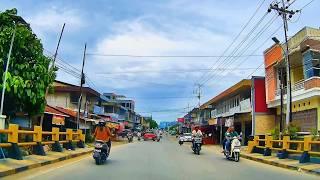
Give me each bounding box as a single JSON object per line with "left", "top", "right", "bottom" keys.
{"left": 195, "top": 0, "right": 268, "bottom": 85}
{"left": 94, "top": 67, "right": 263, "bottom": 75}
{"left": 200, "top": 14, "right": 278, "bottom": 86}
{"left": 85, "top": 53, "right": 262, "bottom": 58}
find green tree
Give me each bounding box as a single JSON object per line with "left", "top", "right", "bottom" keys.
{"left": 149, "top": 119, "right": 158, "bottom": 129}
{"left": 0, "top": 9, "right": 56, "bottom": 116}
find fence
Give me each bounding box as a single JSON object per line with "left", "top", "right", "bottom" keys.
{"left": 0, "top": 124, "right": 85, "bottom": 160}
{"left": 247, "top": 135, "right": 320, "bottom": 163}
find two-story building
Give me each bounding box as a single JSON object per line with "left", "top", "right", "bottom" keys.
{"left": 264, "top": 27, "right": 320, "bottom": 132}
{"left": 200, "top": 77, "right": 274, "bottom": 145}
{"left": 46, "top": 80, "right": 101, "bottom": 130}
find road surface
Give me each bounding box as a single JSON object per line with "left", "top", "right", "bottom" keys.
{"left": 4, "top": 136, "right": 318, "bottom": 180}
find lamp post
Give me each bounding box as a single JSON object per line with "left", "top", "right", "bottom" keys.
{"left": 272, "top": 36, "right": 292, "bottom": 128}
{"left": 0, "top": 14, "right": 29, "bottom": 129}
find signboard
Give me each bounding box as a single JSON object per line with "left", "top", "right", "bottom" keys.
{"left": 52, "top": 115, "right": 65, "bottom": 125}
{"left": 208, "top": 118, "right": 217, "bottom": 125}
{"left": 225, "top": 118, "right": 234, "bottom": 127}
{"left": 177, "top": 118, "right": 185, "bottom": 123}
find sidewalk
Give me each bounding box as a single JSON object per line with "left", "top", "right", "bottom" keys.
{"left": 241, "top": 150, "right": 320, "bottom": 176}
{"left": 0, "top": 141, "right": 128, "bottom": 177}
{"left": 200, "top": 144, "right": 320, "bottom": 176}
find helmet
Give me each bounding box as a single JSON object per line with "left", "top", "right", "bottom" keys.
{"left": 98, "top": 120, "right": 106, "bottom": 127}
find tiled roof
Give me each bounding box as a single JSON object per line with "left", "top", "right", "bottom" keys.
{"left": 200, "top": 79, "right": 251, "bottom": 109}
{"left": 45, "top": 105, "right": 69, "bottom": 117}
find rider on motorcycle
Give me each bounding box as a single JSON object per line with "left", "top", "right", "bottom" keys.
{"left": 192, "top": 126, "right": 203, "bottom": 148}
{"left": 223, "top": 126, "right": 238, "bottom": 153}
{"left": 93, "top": 120, "right": 112, "bottom": 154}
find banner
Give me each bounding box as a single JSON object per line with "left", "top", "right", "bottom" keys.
{"left": 52, "top": 115, "right": 65, "bottom": 125}
{"left": 177, "top": 118, "right": 185, "bottom": 123}
{"left": 225, "top": 118, "right": 234, "bottom": 127}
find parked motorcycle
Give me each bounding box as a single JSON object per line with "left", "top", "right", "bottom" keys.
{"left": 93, "top": 140, "right": 109, "bottom": 165}
{"left": 192, "top": 137, "right": 202, "bottom": 155}
{"left": 224, "top": 136, "right": 241, "bottom": 162}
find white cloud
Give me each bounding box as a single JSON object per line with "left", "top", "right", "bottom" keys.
{"left": 26, "top": 7, "right": 85, "bottom": 35}
{"left": 88, "top": 19, "right": 231, "bottom": 90}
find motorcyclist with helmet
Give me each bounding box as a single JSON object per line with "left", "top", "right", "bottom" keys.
{"left": 93, "top": 120, "right": 112, "bottom": 154}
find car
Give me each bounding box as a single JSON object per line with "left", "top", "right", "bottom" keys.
{"left": 182, "top": 133, "right": 192, "bottom": 142}
{"left": 143, "top": 131, "right": 157, "bottom": 141}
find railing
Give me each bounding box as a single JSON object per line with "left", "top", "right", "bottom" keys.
{"left": 275, "top": 79, "right": 305, "bottom": 96}
{"left": 248, "top": 135, "right": 320, "bottom": 163}
{"left": 0, "top": 124, "right": 85, "bottom": 160}
{"left": 292, "top": 79, "right": 305, "bottom": 92}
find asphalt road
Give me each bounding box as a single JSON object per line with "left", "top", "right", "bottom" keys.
{"left": 5, "top": 136, "right": 319, "bottom": 180}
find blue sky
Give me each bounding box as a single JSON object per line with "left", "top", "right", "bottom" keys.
{"left": 1, "top": 0, "right": 319, "bottom": 123}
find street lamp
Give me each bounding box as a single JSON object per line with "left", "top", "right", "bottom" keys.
{"left": 272, "top": 36, "right": 292, "bottom": 128}
{"left": 0, "top": 14, "right": 29, "bottom": 129}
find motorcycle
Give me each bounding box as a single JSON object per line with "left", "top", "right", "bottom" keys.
{"left": 192, "top": 137, "right": 202, "bottom": 155}
{"left": 178, "top": 135, "right": 184, "bottom": 145}
{"left": 93, "top": 140, "right": 109, "bottom": 165}
{"left": 224, "top": 136, "right": 241, "bottom": 162}
{"left": 127, "top": 133, "right": 133, "bottom": 143}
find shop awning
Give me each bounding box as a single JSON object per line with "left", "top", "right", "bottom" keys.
{"left": 106, "top": 121, "right": 120, "bottom": 129}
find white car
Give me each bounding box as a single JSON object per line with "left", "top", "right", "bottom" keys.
{"left": 182, "top": 133, "right": 192, "bottom": 142}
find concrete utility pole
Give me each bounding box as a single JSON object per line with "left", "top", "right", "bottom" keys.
{"left": 40, "top": 23, "right": 65, "bottom": 126}
{"left": 269, "top": 0, "right": 298, "bottom": 127}
{"left": 77, "top": 43, "right": 87, "bottom": 130}
{"left": 194, "top": 84, "right": 202, "bottom": 124}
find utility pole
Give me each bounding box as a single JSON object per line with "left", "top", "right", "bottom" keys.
{"left": 40, "top": 23, "right": 65, "bottom": 126}
{"left": 77, "top": 43, "right": 87, "bottom": 130}
{"left": 194, "top": 84, "right": 202, "bottom": 124}
{"left": 279, "top": 67, "right": 285, "bottom": 131}
{"left": 269, "top": 0, "right": 298, "bottom": 127}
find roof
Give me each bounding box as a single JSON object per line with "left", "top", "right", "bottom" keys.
{"left": 45, "top": 105, "right": 69, "bottom": 117}
{"left": 53, "top": 107, "right": 78, "bottom": 118}
{"left": 54, "top": 80, "right": 100, "bottom": 97}
{"left": 200, "top": 79, "right": 251, "bottom": 109}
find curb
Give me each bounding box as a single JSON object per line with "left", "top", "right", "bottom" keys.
{"left": 0, "top": 149, "right": 93, "bottom": 177}
{"left": 241, "top": 153, "right": 320, "bottom": 176}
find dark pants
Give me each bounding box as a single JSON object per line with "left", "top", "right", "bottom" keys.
{"left": 106, "top": 140, "right": 111, "bottom": 154}
{"left": 222, "top": 138, "right": 231, "bottom": 151}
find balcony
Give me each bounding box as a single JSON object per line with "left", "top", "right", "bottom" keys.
{"left": 270, "top": 77, "right": 320, "bottom": 107}
{"left": 213, "top": 98, "right": 251, "bottom": 118}
{"left": 275, "top": 79, "right": 305, "bottom": 96}
{"left": 240, "top": 98, "right": 251, "bottom": 112}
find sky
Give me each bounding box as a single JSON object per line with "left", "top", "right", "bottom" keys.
{"left": 1, "top": 0, "right": 319, "bottom": 123}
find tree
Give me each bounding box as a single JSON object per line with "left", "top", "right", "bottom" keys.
{"left": 144, "top": 117, "right": 158, "bottom": 129}
{"left": 0, "top": 9, "right": 57, "bottom": 116}
{"left": 149, "top": 119, "right": 158, "bottom": 129}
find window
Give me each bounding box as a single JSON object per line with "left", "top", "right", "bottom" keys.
{"left": 303, "top": 50, "right": 320, "bottom": 79}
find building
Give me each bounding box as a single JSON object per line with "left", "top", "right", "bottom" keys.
{"left": 102, "top": 93, "right": 137, "bottom": 129}
{"left": 47, "top": 80, "right": 101, "bottom": 113}
{"left": 264, "top": 27, "right": 320, "bottom": 132}
{"left": 46, "top": 80, "right": 101, "bottom": 131}
{"left": 200, "top": 77, "right": 274, "bottom": 145}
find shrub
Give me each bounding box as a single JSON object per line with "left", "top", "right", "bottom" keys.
{"left": 270, "top": 126, "right": 280, "bottom": 140}
{"left": 283, "top": 123, "right": 300, "bottom": 139}
{"left": 311, "top": 128, "right": 319, "bottom": 141}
